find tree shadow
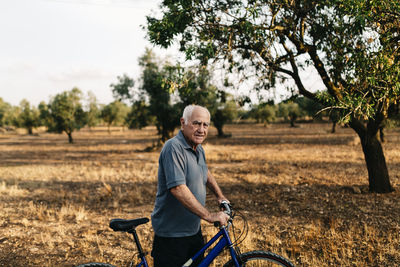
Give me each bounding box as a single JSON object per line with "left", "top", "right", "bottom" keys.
{"left": 217, "top": 181, "right": 399, "bottom": 231}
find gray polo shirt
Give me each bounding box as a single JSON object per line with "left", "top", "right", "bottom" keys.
{"left": 151, "top": 130, "right": 208, "bottom": 237}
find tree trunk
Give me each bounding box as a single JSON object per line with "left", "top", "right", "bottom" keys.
{"left": 331, "top": 121, "right": 337, "bottom": 133}
{"left": 216, "top": 125, "right": 225, "bottom": 137}
{"left": 349, "top": 118, "right": 393, "bottom": 193}
{"left": 67, "top": 132, "right": 73, "bottom": 143}
{"left": 360, "top": 133, "right": 392, "bottom": 193}
{"left": 160, "top": 127, "right": 173, "bottom": 144}
{"left": 379, "top": 126, "right": 385, "bottom": 143}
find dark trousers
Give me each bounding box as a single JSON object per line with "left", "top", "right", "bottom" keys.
{"left": 151, "top": 230, "right": 205, "bottom": 267}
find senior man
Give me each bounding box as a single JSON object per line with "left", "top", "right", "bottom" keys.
{"left": 151, "top": 105, "right": 230, "bottom": 267}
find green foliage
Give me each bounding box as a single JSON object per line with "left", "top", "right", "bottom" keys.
{"left": 173, "top": 65, "right": 237, "bottom": 136}
{"left": 250, "top": 103, "right": 276, "bottom": 126}
{"left": 85, "top": 91, "right": 101, "bottom": 128}
{"left": 111, "top": 49, "right": 182, "bottom": 142}
{"left": 47, "top": 88, "right": 88, "bottom": 143}
{"left": 110, "top": 48, "right": 238, "bottom": 141}
{"left": 146, "top": 0, "right": 399, "bottom": 124}
{"left": 100, "top": 100, "right": 130, "bottom": 131}
{"left": 0, "top": 98, "right": 12, "bottom": 127}
{"left": 38, "top": 101, "right": 53, "bottom": 129}
{"left": 138, "top": 49, "right": 181, "bottom": 142}
{"left": 18, "top": 99, "right": 39, "bottom": 134}
{"left": 8, "top": 107, "right": 22, "bottom": 128}
{"left": 110, "top": 72, "right": 155, "bottom": 130}
{"left": 212, "top": 99, "right": 239, "bottom": 136}
{"left": 176, "top": 67, "right": 217, "bottom": 108}
{"left": 146, "top": 0, "right": 399, "bottom": 192}
{"left": 110, "top": 74, "right": 135, "bottom": 102}
{"left": 125, "top": 100, "right": 154, "bottom": 129}
{"left": 277, "top": 102, "right": 303, "bottom": 127}
{"left": 294, "top": 97, "right": 325, "bottom": 120}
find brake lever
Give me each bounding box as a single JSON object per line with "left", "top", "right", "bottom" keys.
{"left": 214, "top": 201, "right": 233, "bottom": 228}
{"left": 220, "top": 200, "right": 232, "bottom": 216}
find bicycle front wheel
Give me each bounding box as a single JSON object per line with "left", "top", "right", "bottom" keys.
{"left": 223, "top": 250, "right": 295, "bottom": 267}
{"left": 75, "top": 263, "right": 116, "bottom": 267}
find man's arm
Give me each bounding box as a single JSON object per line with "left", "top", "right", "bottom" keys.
{"left": 170, "top": 184, "right": 229, "bottom": 225}
{"left": 206, "top": 170, "right": 228, "bottom": 203}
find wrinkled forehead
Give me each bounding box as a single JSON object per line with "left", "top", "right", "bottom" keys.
{"left": 191, "top": 107, "right": 210, "bottom": 122}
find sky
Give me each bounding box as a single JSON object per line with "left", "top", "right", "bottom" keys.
{"left": 0, "top": 0, "right": 324, "bottom": 108}
{"left": 0, "top": 0, "right": 180, "bottom": 106}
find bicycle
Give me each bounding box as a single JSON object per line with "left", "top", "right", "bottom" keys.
{"left": 76, "top": 202, "right": 295, "bottom": 267}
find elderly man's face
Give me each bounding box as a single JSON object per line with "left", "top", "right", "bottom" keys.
{"left": 181, "top": 107, "right": 210, "bottom": 149}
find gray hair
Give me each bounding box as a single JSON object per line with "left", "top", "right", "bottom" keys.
{"left": 182, "top": 105, "right": 210, "bottom": 125}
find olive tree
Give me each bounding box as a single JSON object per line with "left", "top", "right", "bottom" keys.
{"left": 146, "top": 0, "right": 399, "bottom": 193}
{"left": 18, "top": 99, "right": 39, "bottom": 134}
{"left": 277, "top": 101, "right": 303, "bottom": 127}
{"left": 250, "top": 103, "right": 276, "bottom": 126}
{"left": 47, "top": 88, "right": 87, "bottom": 143}
{"left": 212, "top": 99, "right": 238, "bottom": 136}
{"left": 138, "top": 49, "right": 181, "bottom": 143}
{"left": 0, "top": 98, "right": 12, "bottom": 127}
{"left": 100, "top": 100, "right": 130, "bottom": 133}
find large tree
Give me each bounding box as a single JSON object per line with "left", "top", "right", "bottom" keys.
{"left": 146, "top": 0, "right": 399, "bottom": 193}
{"left": 138, "top": 49, "right": 181, "bottom": 143}
{"left": 111, "top": 50, "right": 182, "bottom": 142}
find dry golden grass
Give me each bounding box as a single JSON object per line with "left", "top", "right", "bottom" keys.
{"left": 0, "top": 123, "right": 399, "bottom": 266}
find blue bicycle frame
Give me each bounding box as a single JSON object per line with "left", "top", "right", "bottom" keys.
{"left": 183, "top": 225, "right": 241, "bottom": 267}
{"left": 134, "top": 225, "right": 240, "bottom": 267}
{"left": 134, "top": 256, "right": 148, "bottom": 267}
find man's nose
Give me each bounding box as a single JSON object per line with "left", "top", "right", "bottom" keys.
{"left": 198, "top": 123, "right": 207, "bottom": 131}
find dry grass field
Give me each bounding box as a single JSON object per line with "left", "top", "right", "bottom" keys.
{"left": 0, "top": 123, "right": 399, "bottom": 266}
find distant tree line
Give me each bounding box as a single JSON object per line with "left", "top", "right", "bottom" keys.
{"left": 1, "top": 49, "right": 238, "bottom": 143}
{"left": 247, "top": 97, "right": 343, "bottom": 132}
{"left": 1, "top": 49, "right": 399, "bottom": 145}
{"left": 1, "top": 81, "right": 398, "bottom": 144}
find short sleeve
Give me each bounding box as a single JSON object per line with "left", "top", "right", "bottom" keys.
{"left": 161, "top": 144, "right": 186, "bottom": 189}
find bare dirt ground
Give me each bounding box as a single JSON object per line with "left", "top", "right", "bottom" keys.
{"left": 0, "top": 123, "right": 399, "bottom": 266}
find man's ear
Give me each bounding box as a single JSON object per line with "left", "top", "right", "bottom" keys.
{"left": 180, "top": 118, "right": 185, "bottom": 129}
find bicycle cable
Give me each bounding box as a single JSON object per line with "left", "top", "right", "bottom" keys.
{"left": 230, "top": 209, "right": 249, "bottom": 247}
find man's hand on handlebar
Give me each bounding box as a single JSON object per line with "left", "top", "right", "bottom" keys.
{"left": 209, "top": 211, "right": 230, "bottom": 227}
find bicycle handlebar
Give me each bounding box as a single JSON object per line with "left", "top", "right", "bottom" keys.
{"left": 220, "top": 200, "right": 232, "bottom": 216}
{"left": 213, "top": 201, "right": 233, "bottom": 228}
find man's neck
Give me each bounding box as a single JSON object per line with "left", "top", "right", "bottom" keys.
{"left": 182, "top": 133, "right": 198, "bottom": 150}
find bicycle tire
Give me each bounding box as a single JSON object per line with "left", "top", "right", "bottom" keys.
{"left": 75, "top": 263, "right": 116, "bottom": 267}
{"left": 223, "top": 250, "right": 295, "bottom": 267}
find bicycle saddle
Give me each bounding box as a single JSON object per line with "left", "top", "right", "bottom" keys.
{"left": 109, "top": 218, "right": 149, "bottom": 232}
